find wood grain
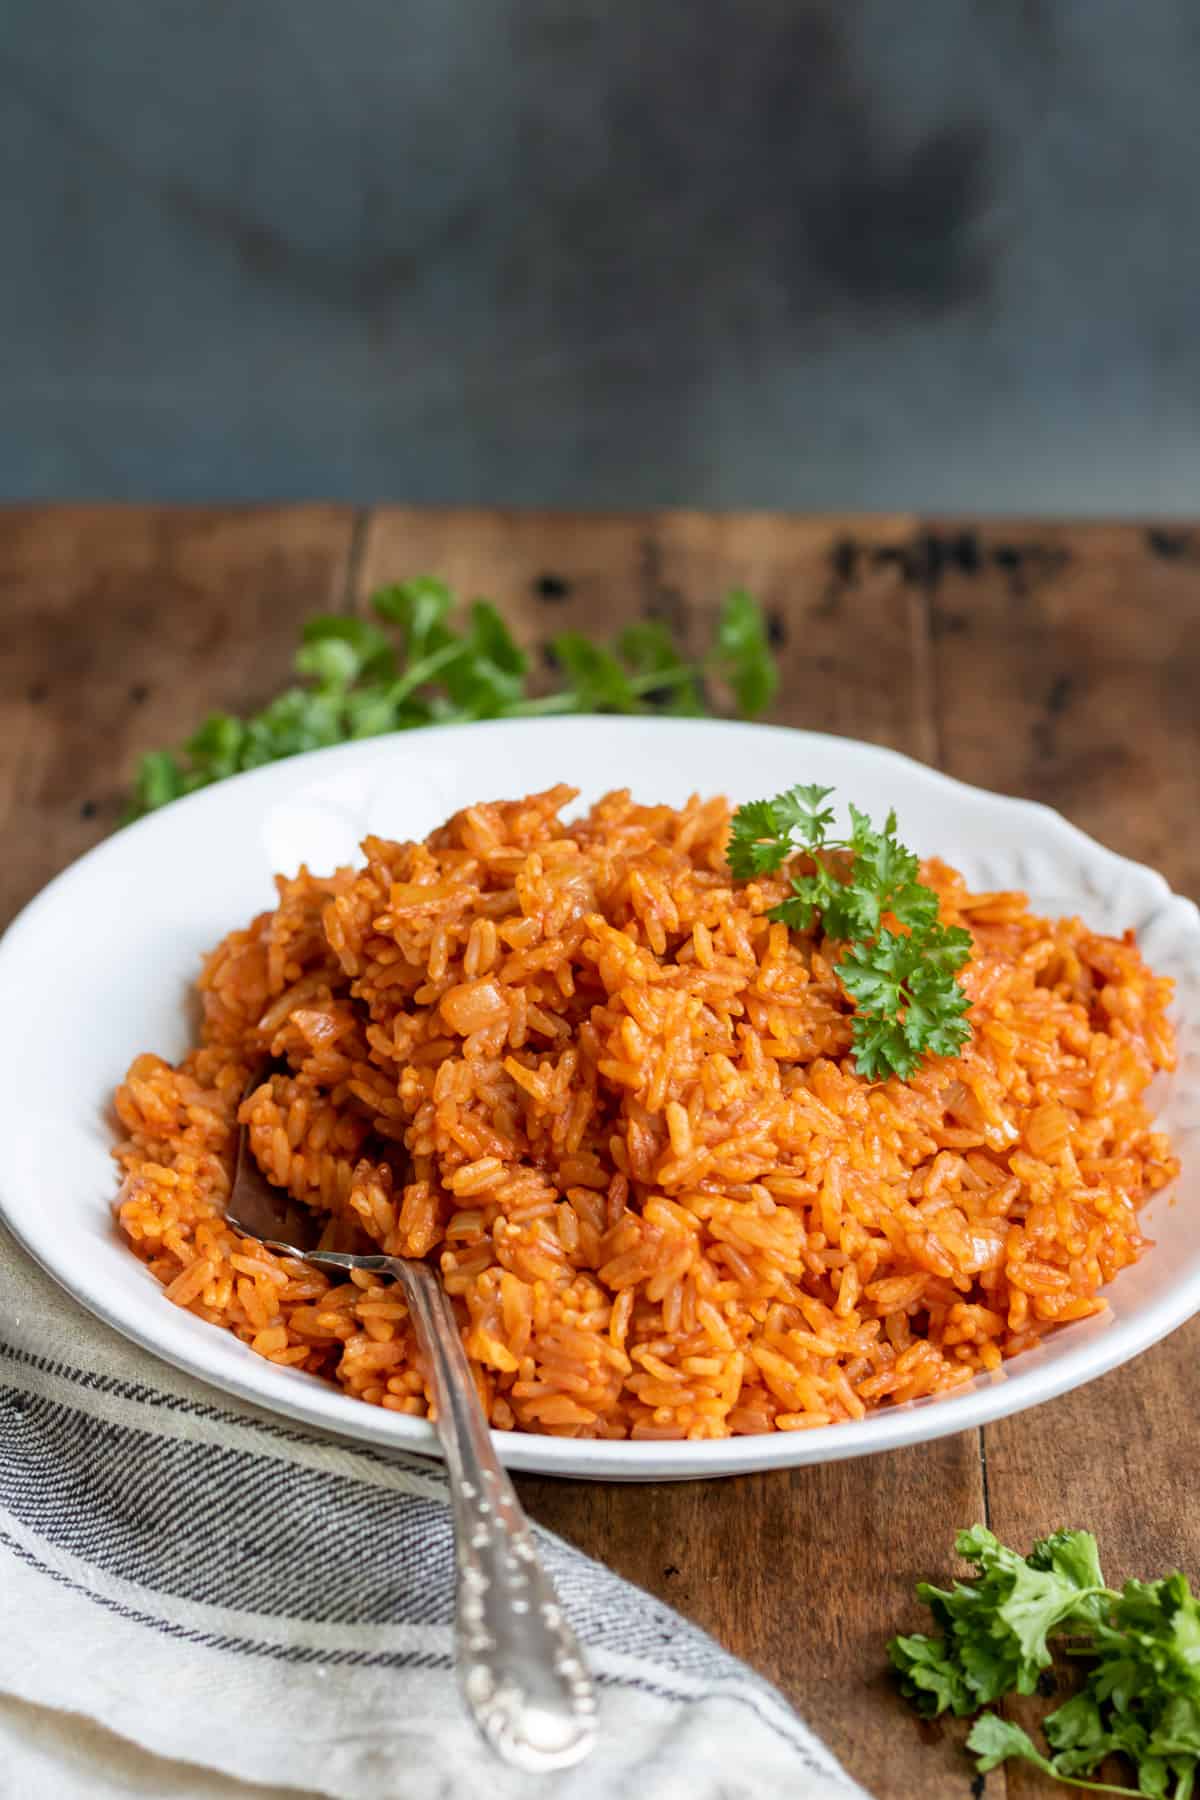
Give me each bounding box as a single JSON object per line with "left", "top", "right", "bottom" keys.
{"left": 359, "top": 506, "right": 936, "bottom": 760}
{"left": 356, "top": 507, "right": 984, "bottom": 1798}
{"left": 928, "top": 519, "right": 1200, "bottom": 1800}
{"left": 0, "top": 505, "right": 357, "bottom": 925}
{"left": 4, "top": 508, "right": 1198, "bottom": 1799}
{"left": 927, "top": 520, "right": 1200, "bottom": 893}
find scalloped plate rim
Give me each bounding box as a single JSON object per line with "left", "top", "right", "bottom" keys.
{"left": 0, "top": 716, "right": 1197, "bottom": 1482}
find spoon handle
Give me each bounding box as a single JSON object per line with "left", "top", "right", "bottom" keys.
{"left": 386, "top": 1257, "right": 596, "bottom": 1772}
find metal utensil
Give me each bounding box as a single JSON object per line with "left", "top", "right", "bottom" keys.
{"left": 228, "top": 1079, "right": 596, "bottom": 1773}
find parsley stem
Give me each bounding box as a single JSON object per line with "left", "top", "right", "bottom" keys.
{"left": 506, "top": 664, "right": 706, "bottom": 718}
{"left": 387, "top": 640, "right": 470, "bottom": 703}
{"left": 627, "top": 666, "right": 703, "bottom": 695}
{"left": 505, "top": 691, "right": 587, "bottom": 718}
{"left": 1034, "top": 1780, "right": 1145, "bottom": 1797}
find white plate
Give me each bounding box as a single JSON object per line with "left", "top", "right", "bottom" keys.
{"left": 1, "top": 718, "right": 1198, "bottom": 1481}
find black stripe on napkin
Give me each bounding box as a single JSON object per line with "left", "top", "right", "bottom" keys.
{"left": 0, "top": 1340, "right": 435, "bottom": 1474}
{"left": 0, "top": 1384, "right": 456, "bottom": 1626}
{"left": 0, "top": 1524, "right": 826, "bottom": 1769}
{"left": 0, "top": 1351, "right": 836, "bottom": 1774}
{"left": 0, "top": 1367, "right": 747, "bottom": 1681}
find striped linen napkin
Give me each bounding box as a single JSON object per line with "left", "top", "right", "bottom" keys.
{"left": 0, "top": 1227, "right": 868, "bottom": 1800}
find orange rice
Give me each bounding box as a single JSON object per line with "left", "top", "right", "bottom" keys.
{"left": 114, "top": 785, "right": 1179, "bottom": 1439}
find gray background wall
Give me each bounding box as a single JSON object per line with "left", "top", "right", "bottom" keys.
{"left": 3, "top": 1, "right": 1198, "bottom": 511}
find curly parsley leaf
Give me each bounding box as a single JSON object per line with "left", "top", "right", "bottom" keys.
{"left": 441, "top": 602, "right": 529, "bottom": 716}
{"left": 891, "top": 1526, "right": 1114, "bottom": 1715}
{"left": 615, "top": 620, "right": 705, "bottom": 716}
{"left": 966, "top": 1715, "right": 1065, "bottom": 1780}
{"left": 548, "top": 634, "right": 639, "bottom": 713}
{"left": 372, "top": 577, "right": 455, "bottom": 659}
{"left": 296, "top": 615, "right": 396, "bottom": 686}
{"left": 841, "top": 923, "right": 972, "bottom": 1079}
{"left": 711, "top": 587, "right": 778, "bottom": 716}
{"left": 894, "top": 1528, "right": 1200, "bottom": 1799}
{"left": 726, "top": 799, "right": 790, "bottom": 877}
{"left": 727, "top": 784, "right": 972, "bottom": 1079}
{"left": 133, "top": 748, "right": 187, "bottom": 810}
{"left": 124, "top": 581, "right": 776, "bottom": 821}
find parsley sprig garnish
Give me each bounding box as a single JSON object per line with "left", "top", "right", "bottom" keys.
{"left": 892, "top": 1526, "right": 1200, "bottom": 1798}
{"left": 126, "top": 580, "right": 776, "bottom": 820}
{"left": 727, "top": 783, "right": 972, "bottom": 1079}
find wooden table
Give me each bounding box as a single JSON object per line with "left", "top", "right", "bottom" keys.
{"left": 3, "top": 506, "right": 1196, "bottom": 1799}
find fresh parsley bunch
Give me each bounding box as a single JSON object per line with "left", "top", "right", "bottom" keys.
{"left": 127, "top": 579, "right": 776, "bottom": 820}
{"left": 892, "top": 1527, "right": 1200, "bottom": 1798}
{"left": 726, "top": 783, "right": 972, "bottom": 1080}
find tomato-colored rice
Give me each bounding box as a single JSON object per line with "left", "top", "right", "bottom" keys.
{"left": 114, "top": 786, "right": 1179, "bottom": 1438}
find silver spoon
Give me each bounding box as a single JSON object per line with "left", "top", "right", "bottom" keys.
{"left": 228, "top": 1074, "right": 596, "bottom": 1774}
